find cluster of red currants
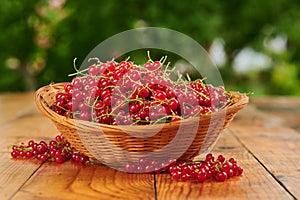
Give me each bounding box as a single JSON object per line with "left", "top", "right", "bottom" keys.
{"left": 123, "top": 157, "right": 177, "bottom": 174}
{"left": 51, "top": 56, "right": 228, "bottom": 125}
{"left": 10, "top": 135, "right": 89, "bottom": 164}
{"left": 169, "top": 153, "right": 244, "bottom": 182}
{"left": 122, "top": 153, "right": 243, "bottom": 182}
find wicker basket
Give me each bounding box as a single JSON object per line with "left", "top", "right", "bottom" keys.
{"left": 35, "top": 83, "right": 248, "bottom": 166}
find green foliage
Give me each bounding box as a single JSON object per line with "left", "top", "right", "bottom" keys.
{"left": 270, "top": 63, "right": 300, "bottom": 95}
{"left": 0, "top": 0, "right": 299, "bottom": 95}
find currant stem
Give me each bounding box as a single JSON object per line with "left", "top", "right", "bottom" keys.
{"left": 147, "top": 51, "right": 153, "bottom": 63}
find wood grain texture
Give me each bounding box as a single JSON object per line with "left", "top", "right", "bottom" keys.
{"left": 0, "top": 92, "right": 36, "bottom": 125}
{"left": 0, "top": 92, "right": 58, "bottom": 152}
{"left": 0, "top": 112, "right": 58, "bottom": 138}
{"left": 0, "top": 111, "right": 59, "bottom": 155}
{"left": 230, "top": 126, "right": 300, "bottom": 199}
{"left": 12, "top": 162, "right": 155, "bottom": 200}
{"left": 155, "top": 130, "right": 294, "bottom": 200}
{"left": 0, "top": 154, "right": 42, "bottom": 199}
{"left": 233, "top": 97, "right": 300, "bottom": 131}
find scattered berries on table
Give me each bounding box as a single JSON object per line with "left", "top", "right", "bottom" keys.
{"left": 10, "top": 138, "right": 243, "bottom": 182}
{"left": 10, "top": 135, "right": 90, "bottom": 164}
{"left": 168, "top": 153, "right": 243, "bottom": 182}
{"left": 122, "top": 153, "right": 243, "bottom": 182}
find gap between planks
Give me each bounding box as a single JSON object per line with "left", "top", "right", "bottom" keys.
{"left": 229, "top": 126, "right": 299, "bottom": 200}
{"left": 154, "top": 129, "right": 294, "bottom": 200}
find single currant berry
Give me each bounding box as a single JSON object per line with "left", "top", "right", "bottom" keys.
{"left": 150, "top": 160, "right": 159, "bottom": 168}
{"left": 222, "top": 161, "right": 233, "bottom": 172}
{"left": 166, "top": 89, "right": 176, "bottom": 98}
{"left": 171, "top": 171, "right": 182, "bottom": 181}
{"left": 154, "top": 90, "right": 167, "bottom": 101}
{"left": 107, "top": 61, "right": 117, "bottom": 72}
{"left": 99, "top": 78, "right": 111, "bottom": 89}
{"left": 129, "top": 104, "right": 140, "bottom": 114}
{"left": 144, "top": 62, "right": 153, "bottom": 70}
{"left": 182, "top": 165, "right": 192, "bottom": 176}
{"left": 102, "top": 95, "right": 111, "bottom": 107}
{"left": 27, "top": 140, "right": 35, "bottom": 147}
{"left": 71, "top": 153, "right": 81, "bottom": 163}
{"left": 197, "top": 170, "right": 207, "bottom": 182}
{"left": 129, "top": 70, "right": 140, "bottom": 81}
{"left": 189, "top": 170, "right": 198, "bottom": 179}
{"left": 66, "top": 101, "right": 74, "bottom": 112}
{"left": 88, "top": 65, "right": 99, "bottom": 76}
{"left": 169, "top": 99, "right": 179, "bottom": 111}
{"left": 145, "top": 165, "right": 154, "bottom": 173}
{"left": 217, "top": 154, "right": 226, "bottom": 163}
{"left": 39, "top": 154, "right": 48, "bottom": 162}
{"left": 78, "top": 102, "right": 90, "bottom": 112}
{"left": 229, "top": 157, "right": 237, "bottom": 164}
{"left": 39, "top": 140, "right": 48, "bottom": 147}
{"left": 55, "top": 135, "right": 64, "bottom": 143}
{"left": 152, "top": 61, "right": 162, "bottom": 70}
{"left": 64, "top": 83, "right": 74, "bottom": 94}
{"left": 224, "top": 168, "right": 234, "bottom": 178}
{"left": 11, "top": 150, "right": 19, "bottom": 158}
{"left": 139, "top": 158, "right": 149, "bottom": 167}
{"left": 80, "top": 155, "right": 89, "bottom": 164}
{"left": 138, "top": 87, "right": 150, "bottom": 98}
{"left": 19, "top": 150, "right": 26, "bottom": 157}
{"left": 89, "top": 86, "right": 101, "bottom": 98}
{"left": 232, "top": 164, "right": 243, "bottom": 176}
{"left": 215, "top": 171, "right": 227, "bottom": 182}
{"left": 49, "top": 149, "right": 56, "bottom": 158}
{"left": 72, "top": 78, "right": 83, "bottom": 89}
{"left": 36, "top": 143, "right": 47, "bottom": 154}
{"left": 124, "top": 163, "right": 136, "bottom": 173}
{"left": 205, "top": 153, "right": 214, "bottom": 162}
{"left": 55, "top": 156, "right": 65, "bottom": 164}
{"left": 12, "top": 145, "right": 18, "bottom": 151}
{"left": 100, "top": 89, "right": 111, "bottom": 99}
{"left": 25, "top": 151, "right": 33, "bottom": 158}
{"left": 181, "top": 174, "right": 189, "bottom": 182}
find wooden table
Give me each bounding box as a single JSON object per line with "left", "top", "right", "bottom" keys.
{"left": 0, "top": 92, "right": 299, "bottom": 200}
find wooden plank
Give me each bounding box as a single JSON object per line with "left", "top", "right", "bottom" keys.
{"left": 251, "top": 97, "right": 300, "bottom": 131}
{"left": 0, "top": 108, "right": 58, "bottom": 138}
{"left": 0, "top": 92, "right": 59, "bottom": 152}
{"left": 0, "top": 105, "right": 58, "bottom": 199}
{"left": 0, "top": 94, "right": 60, "bottom": 199}
{"left": 0, "top": 112, "right": 58, "bottom": 138}
{"left": 0, "top": 153, "right": 42, "bottom": 199}
{"left": 12, "top": 162, "right": 155, "bottom": 200}
{"left": 0, "top": 112, "right": 59, "bottom": 155}
{"left": 155, "top": 130, "right": 293, "bottom": 200}
{"left": 251, "top": 97, "right": 300, "bottom": 109}
{"left": 230, "top": 125, "right": 300, "bottom": 199}
{"left": 230, "top": 104, "right": 287, "bottom": 128}
{"left": 0, "top": 92, "right": 37, "bottom": 125}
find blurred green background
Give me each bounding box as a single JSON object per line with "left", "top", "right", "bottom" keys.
{"left": 1, "top": 0, "right": 300, "bottom": 96}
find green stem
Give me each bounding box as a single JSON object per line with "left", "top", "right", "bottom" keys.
{"left": 68, "top": 58, "right": 89, "bottom": 77}
{"left": 147, "top": 51, "right": 153, "bottom": 63}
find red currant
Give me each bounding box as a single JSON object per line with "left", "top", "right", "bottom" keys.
{"left": 215, "top": 171, "right": 227, "bottom": 182}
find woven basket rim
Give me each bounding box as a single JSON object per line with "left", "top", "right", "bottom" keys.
{"left": 35, "top": 82, "right": 249, "bottom": 130}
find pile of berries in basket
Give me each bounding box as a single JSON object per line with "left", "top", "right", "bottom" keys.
{"left": 52, "top": 56, "right": 229, "bottom": 125}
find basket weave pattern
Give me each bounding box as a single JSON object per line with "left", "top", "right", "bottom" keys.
{"left": 35, "top": 83, "right": 248, "bottom": 164}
